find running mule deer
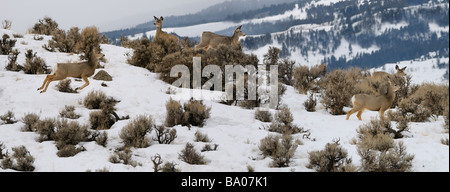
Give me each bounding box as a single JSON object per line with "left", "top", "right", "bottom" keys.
{"left": 37, "top": 49, "right": 104, "bottom": 93}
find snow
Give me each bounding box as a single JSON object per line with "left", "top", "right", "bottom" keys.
{"left": 0, "top": 28, "right": 448, "bottom": 172}
{"left": 246, "top": 4, "right": 307, "bottom": 25}
{"left": 376, "top": 21, "right": 409, "bottom": 36}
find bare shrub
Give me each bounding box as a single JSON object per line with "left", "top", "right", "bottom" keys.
{"left": 31, "top": 17, "right": 59, "bottom": 35}
{"left": 293, "top": 64, "right": 327, "bottom": 94}
{"left": 161, "top": 161, "right": 181, "bottom": 172}
{"left": 36, "top": 118, "right": 57, "bottom": 142}
{"left": 0, "top": 142, "right": 6, "bottom": 159}
{"left": 442, "top": 138, "right": 449, "bottom": 146}
{"left": 109, "top": 148, "right": 138, "bottom": 167}
{"left": 2, "top": 20, "right": 12, "bottom": 29}
{"left": 390, "top": 83, "right": 448, "bottom": 122}
{"left": 393, "top": 99, "right": 432, "bottom": 122}
{"left": 1, "top": 34, "right": 17, "bottom": 55}
{"left": 0, "top": 111, "right": 18, "bottom": 124}
{"left": 127, "top": 38, "right": 153, "bottom": 68}
{"left": 153, "top": 34, "right": 180, "bottom": 55}
{"left": 89, "top": 97, "right": 123, "bottom": 130}
{"left": 153, "top": 125, "right": 177, "bottom": 144}
{"left": 263, "top": 46, "right": 280, "bottom": 67}
{"left": 5, "top": 49, "right": 21, "bottom": 72}
{"left": 151, "top": 154, "right": 163, "bottom": 172}
{"left": 194, "top": 130, "right": 211, "bottom": 142}
{"left": 357, "top": 118, "right": 406, "bottom": 149}
{"left": 307, "top": 142, "right": 356, "bottom": 172}
{"left": 54, "top": 119, "right": 90, "bottom": 157}
{"left": 44, "top": 28, "right": 75, "bottom": 53}
{"left": 278, "top": 58, "right": 296, "bottom": 85}
{"left": 57, "top": 145, "right": 86, "bottom": 157}
{"left": 1, "top": 146, "right": 35, "bottom": 171}
{"left": 320, "top": 69, "right": 357, "bottom": 115}
{"left": 183, "top": 98, "right": 211, "bottom": 127}
{"left": 21, "top": 113, "right": 40, "bottom": 132}
{"left": 95, "top": 132, "right": 108, "bottom": 147}
{"left": 60, "top": 105, "right": 81, "bottom": 119}
{"left": 255, "top": 109, "right": 272, "bottom": 122}
{"left": 83, "top": 90, "right": 109, "bottom": 109}
{"left": 358, "top": 141, "right": 414, "bottom": 172}
{"left": 89, "top": 110, "right": 115, "bottom": 130}
{"left": 165, "top": 98, "right": 184, "bottom": 127}
{"left": 21, "top": 49, "right": 50, "bottom": 74}
{"left": 303, "top": 93, "right": 317, "bottom": 112}
{"left": 151, "top": 153, "right": 181, "bottom": 172}
{"left": 77, "top": 26, "right": 102, "bottom": 61}
{"left": 120, "top": 115, "right": 155, "bottom": 148}
{"left": 409, "top": 83, "right": 449, "bottom": 117}
{"left": 201, "top": 144, "right": 219, "bottom": 152}
{"left": 56, "top": 79, "right": 77, "bottom": 93}
{"left": 266, "top": 107, "right": 304, "bottom": 134}
{"left": 259, "top": 134, "right": 298, "bottom": 167}
{"left": 355, "top": 119, "right": 415, "bottom": 172}
{"left": 178, "top": 143, "right": 206, "bottom": 165}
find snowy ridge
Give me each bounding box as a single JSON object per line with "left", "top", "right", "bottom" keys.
{"left": 0, "top": 28, "right": 448, "bottom": 172}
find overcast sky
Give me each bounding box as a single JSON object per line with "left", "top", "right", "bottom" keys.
{"left": 1, "top": 0, "right": 228, "bottom": 33}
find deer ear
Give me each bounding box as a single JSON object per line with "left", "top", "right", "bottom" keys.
{"left": 154, "top": 16, "right": 158, "bottom": 20}
{"left": 401, "top": 66, "right": 407, "bottom": 71}
{"left": 160, "top": 16, "right": 164, "bottom": 21}
{"left": 395, "top": 65, "right": 399, "bottom": 70}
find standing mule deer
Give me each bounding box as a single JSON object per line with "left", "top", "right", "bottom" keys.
{"left": 371, "top": 65, "right": 407, "bottom": 80}
{"left": 37, "top": 49, "right": 105, "bottom": 93}
{"left": 153, "top": 16, "right": 179, "bottom": 44}
{"left": 195, "top": 25, "right": 246, "bottom": 51}
{"left": 346, "top": 80, "right": 399, "bottom": 121}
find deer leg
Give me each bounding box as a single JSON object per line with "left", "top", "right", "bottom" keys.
{"left": 38, "top": 75, "right": 52, "bottom": 91}
{"left": 41, "top": 75, "right": 65, "bottom": 93}
{"left": 346, "top": 108, "right": 356, "bottom": 120}
{"left": 41, "top": 76, "right": 55, "bottom": 93}
{"left": 356, "top": 109, "right": 364, "bottom": 120}
{"left": 379, "top": 110, "right": 386, "bottom": 121}
{"left": 75, "top": 74, "right": 90, "bottom": 91}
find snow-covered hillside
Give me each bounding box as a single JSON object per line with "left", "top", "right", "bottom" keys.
{"left": 0, "top": 28, "right": 448, "bottom": 172}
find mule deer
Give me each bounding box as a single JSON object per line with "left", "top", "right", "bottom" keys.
{"left": 37, "top": 49, "right": 105, "bottom": 93}
{"left": 195, "top": 25, "right": 246, "bottom": 51}
{"left": 372, "top": 65, "right": 407, "bottom": 80}
{"left": 153, "top": 16, "right": 179, "bottom": 44}
{"left": 346, "top": 81, "right": 399, "bottom": 121}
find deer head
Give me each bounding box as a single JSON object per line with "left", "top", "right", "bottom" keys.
{"left": 154, "top": 16, "right": 164, "bottom": 28}
{"left": 234, "top": 25, "right": 246, "bottom": 38}
{"left": 395, "top": 65, "right": 407, "bottom": 77}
